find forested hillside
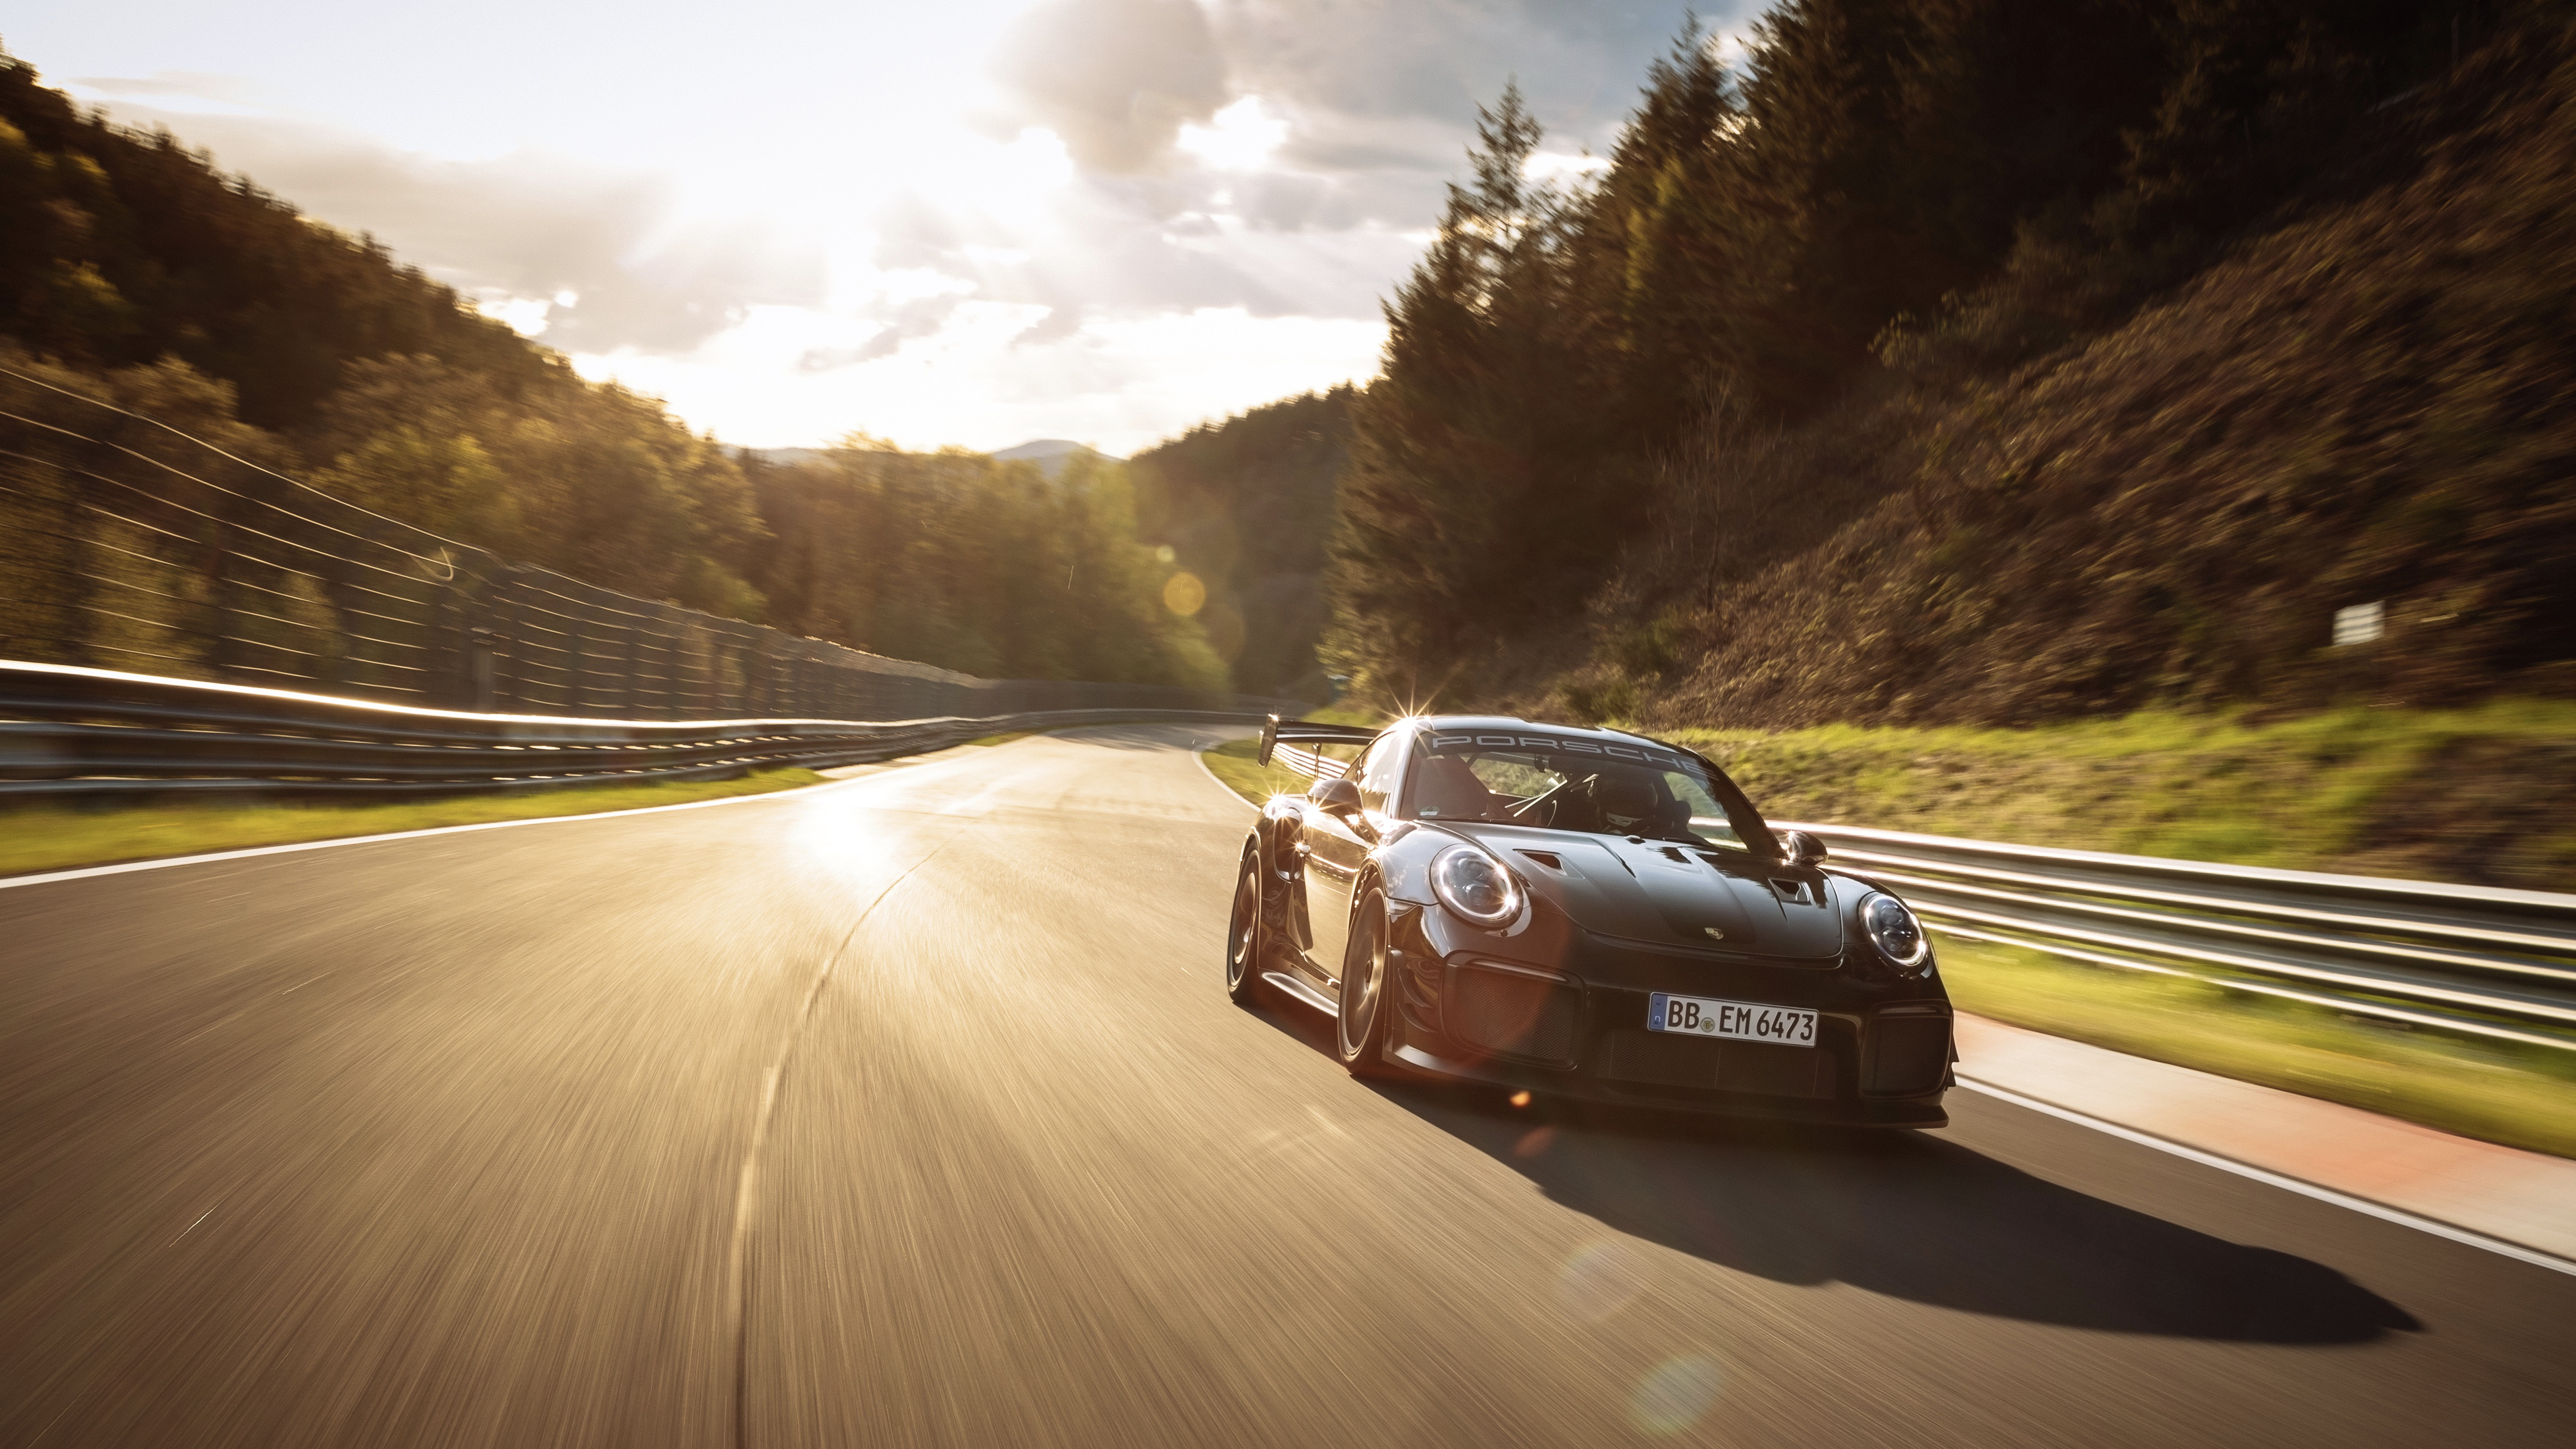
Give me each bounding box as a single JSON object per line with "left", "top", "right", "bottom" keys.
{"left": 0, "top": 47, "right": 1220, "bottom": 690}
{"left": 1324, "top": 0, "right": 2576, "bottom": 725}
{"left": 747, "top": 443, "right": 1225, "bottom": 688}
{"left": 1127, "top": 388, "right": 1354, "bottom": 699}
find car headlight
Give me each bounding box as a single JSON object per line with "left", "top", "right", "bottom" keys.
{"left": 1431, "top": 844, "right": 1521, "bottom": 927}
{"left": 1859, "top": 892, "right": 1929, "bottom": 970}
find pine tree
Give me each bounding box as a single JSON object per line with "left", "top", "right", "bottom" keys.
{"left": 1329, "top": 85, "right": 1612, "bottom": 700}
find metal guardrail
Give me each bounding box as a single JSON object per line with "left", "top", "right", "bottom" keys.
{"left": 1779, "top": 821, "right": 2576, "bottom": 1052}
{"left": 0, "top": 364, "right": 1276, "bottom": 724}
{"left": 1261, "top": 741, "right": 2576, "bottom": 1049}
{"left": 0, "top": 662, "right": 1271, "bottom": 800}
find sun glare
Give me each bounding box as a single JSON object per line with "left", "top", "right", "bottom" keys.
{"left": 1523, "top": 151, "right": 1610, "bottom": 184}
{"left": 474, "top": 293, "right": 552, "bottom": 338}
{"left": 1177, "top": 97, "right": 1288, "bottom": 172}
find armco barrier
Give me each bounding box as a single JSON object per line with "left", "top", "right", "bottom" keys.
{"left": 1263, "top": 738, "right": 2576, "bottom": 1050}
{"left": 1778, "top": 820, "right": 2576, "bottom": 1051}
{"left": 0, "top": 366, "right": 1286, "bottom": 722}
{"left": 0, "top": 661, "right": 1278, "bottom": 799}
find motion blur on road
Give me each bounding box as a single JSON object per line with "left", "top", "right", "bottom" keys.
{"left": 3, "top": 726, "right": 2570, "bottom": 1447}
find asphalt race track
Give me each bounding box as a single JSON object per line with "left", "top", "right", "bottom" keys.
{"left": 4, "top": 726, "right": 2571, "bottom": 1447}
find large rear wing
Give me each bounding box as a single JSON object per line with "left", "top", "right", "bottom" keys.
{"left": 1258, "top": 714, "right": 1381, "bottom": 768}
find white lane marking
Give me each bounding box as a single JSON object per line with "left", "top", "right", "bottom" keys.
{"left": 0, "top": 769, "right": 916, "bottom": 892}
{"left": 1957, "top": 1076, "right": 2576, "bottom": 1278}
{"left": 168, "top": 1203, "right": 219, "bottom": 1247}
{"left": 725, "top": 829, "right": 962, "bottom": 1449}
{"left": 1192, "top": 744, "right": 1262, "bottom": 812}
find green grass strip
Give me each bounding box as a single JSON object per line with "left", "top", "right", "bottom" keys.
{"left": 1202, "top": 735, "right": 1344, "bottom": 806}
{"left": 1941, "top": 932, "right": 2576, "bottom": 1157}
{"left": 0, "top": 768, "right": 826, "bottom": 878}
{"left": 1655, "top": 697, "right": 2576, "bottom": 891}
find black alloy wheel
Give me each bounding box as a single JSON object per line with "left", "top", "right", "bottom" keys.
{"left": 1226, "top": 843, "right": 1267, "bottom": 1005}
{"left": 1335, "top": 889, "right": 1397, "bottom": 1076}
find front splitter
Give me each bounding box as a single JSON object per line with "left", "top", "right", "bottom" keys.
{"left": 1388, "top": 1042, "right": 1950, "bottom": 1128}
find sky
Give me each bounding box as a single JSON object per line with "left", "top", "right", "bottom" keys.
{"left": 7, "top": 1, "right": 1759, "bottom": 455}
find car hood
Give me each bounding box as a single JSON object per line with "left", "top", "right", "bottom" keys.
{"left": 1431, "top": 823, "right": 1845, "bottom": 963}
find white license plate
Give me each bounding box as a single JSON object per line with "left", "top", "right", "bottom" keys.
{"left": 1647, "top": 993, "right": 1817, "bottom": 1048}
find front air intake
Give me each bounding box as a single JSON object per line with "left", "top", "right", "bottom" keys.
{"left": 1448, "top": 964, "right": 1580, "bottom": 1065}
{"left": 1864, "top": 1015, "right": 1951, "bottom": 1095}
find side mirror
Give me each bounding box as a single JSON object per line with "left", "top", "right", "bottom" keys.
{"left": 1778, "top": 830, "right": 1828, "bottom": 866}
{"left": 1306, "top": 777, "right": 1365, "bottom": 816}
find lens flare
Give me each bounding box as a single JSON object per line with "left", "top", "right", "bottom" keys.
{"left": 1556, "top": 1241, "right": 1645, "bottom": 1322}
{"left": 1630, "top": 1355, "right": 1723, "bottom": 1435}
{"left": 1514, "top": 1126, "right": 1556, "bottom": 1158}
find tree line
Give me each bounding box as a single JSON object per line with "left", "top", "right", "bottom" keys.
{"left": 1126, "top": 387, "right": 1354, "bottom": 700}
{"left": 1325, "top": 0, "right": 2489, "bottom": 703}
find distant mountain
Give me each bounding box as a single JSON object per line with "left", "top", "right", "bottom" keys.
{"left": 736, "top": 441, "right": 1118, "bottom": 479}
{"left": 991, "top": 439, "right": 1119, "bottom": 479}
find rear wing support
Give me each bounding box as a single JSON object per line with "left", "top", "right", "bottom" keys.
{"left": 1258, "top": 714, "right": 1380, "bottom": 767}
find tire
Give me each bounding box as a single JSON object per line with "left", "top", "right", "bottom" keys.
{"left": 1225, "top": 843, "right": 1268, "bottom": 1006}
{"left": 1335, "top": 888, "right": 1399, "bottom": 1077}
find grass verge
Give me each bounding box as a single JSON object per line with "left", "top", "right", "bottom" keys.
{"left": 1654, "top": 697, "right": 2576, "bottom": 891}
{"left": 0, "top": 767, "right": 826, "bottom": 878}
{"left": 1201, "top": 736, "right": 1316, "bottom": 806}
{"left": 965, "top": 730, "right": 1036, "bottom": 747}
{"left": 1937, "top": 931, "right": 2576, "bottom": 1159}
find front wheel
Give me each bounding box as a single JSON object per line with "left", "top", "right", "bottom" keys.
{"left": 1335, "top": 889, "right": 1398, "bottom": 1077}
{"left": 1225, "top": 844, "right": 1267, "bottom": 1006}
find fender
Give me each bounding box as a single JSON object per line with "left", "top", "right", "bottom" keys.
{"left": 1256, "top": 796, "right": 1317, "bottom": 954}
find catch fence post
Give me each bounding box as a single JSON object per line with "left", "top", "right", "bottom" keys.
{"left": 500, "top": 568, "right": 528, "bottom": 710}
{"left": 564, "top": 592, "right": 590, "bottom": 715}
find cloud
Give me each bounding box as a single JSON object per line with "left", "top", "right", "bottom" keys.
{"left": 799, "top": 290, "right": 972, "bottom": 371}
{"left": 1192, "top": 1, "right": 1759, "bottom": 222}
{"left": 1175, "top": 96, "right": 1287, "bottom": 170}
{"left": 67, "top": 71, "right": 280, "bottom": 118}
{"left": 1212, "top": 1, "right": 1745, "bottom": 138}
{"left": 862, "top": 162, "right": 1414, "bottom": 332}
{"left": 991, "top": 0, "right": 1232, "bottom": 173}
{"left": 42, "top": 2, "right": 1761, "bottom": 451}
{"left": 967, "top": 2, "right": 1743, "bottom": 244}
{"left": 72, "top": 96, "right": 824, "bottom": 355}
{"left": 588, "top": 303, "right": 1386, "bottom": 456}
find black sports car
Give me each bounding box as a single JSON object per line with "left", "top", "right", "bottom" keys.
{"left": 1226, "top": 714, "right": 1953, "bottom": 1127}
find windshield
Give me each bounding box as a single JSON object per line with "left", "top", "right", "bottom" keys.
{"left": 1404, "top": 729, "right": 1763, "bottom": 852}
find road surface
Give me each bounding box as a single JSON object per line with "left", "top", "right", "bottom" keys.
{"left": 3, "top": 726, "right": 2569, "bottom": 1446}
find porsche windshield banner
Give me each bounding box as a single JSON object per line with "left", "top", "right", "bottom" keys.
{"left": 1426, "top": 732, "right": 1696, "bottom": 775}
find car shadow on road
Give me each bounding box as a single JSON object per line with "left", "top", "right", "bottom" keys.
{"left": 1244, "top": 1000, "right": 2421, "bottom": 1345}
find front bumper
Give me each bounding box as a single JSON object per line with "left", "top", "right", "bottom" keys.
{"left": 1387, "top": 1039, "right": 1951, "bottom": 1127}
{"left": 1384, "top": 927, "right": 1955, "bottom": 1128}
